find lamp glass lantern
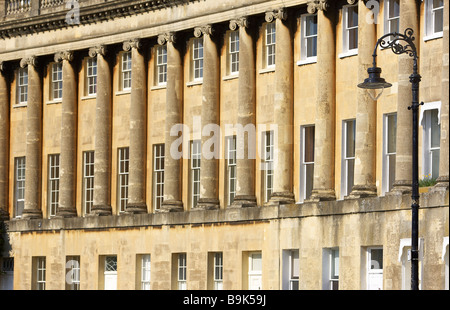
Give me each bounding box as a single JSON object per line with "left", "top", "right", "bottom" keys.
{"left": 358, "top": 66, "right": 393, "bottom": 100}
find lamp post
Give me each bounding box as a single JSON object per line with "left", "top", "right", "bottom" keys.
{"left": 358, "top": 28, "right": 421, "bottom": 290}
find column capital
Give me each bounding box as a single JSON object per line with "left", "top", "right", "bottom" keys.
{"left": 265, "top": 7, "right": 287, "bottom": 23}
{"left": 194, "top": 25, "right": 213, "bottom": 38}
{"left": 307, "top": 0, "right": 330, "bottom": 14}
{"left": 230, "top": 17, "right": 249, "bottom": 30}
{"left": 54, "top": 51, "right": 74, "bottom": 63}
{"left": 123, "top": 38, "right": 142, "bottom": 51}
{"left": 157, "top": 32, "right": 176, "bottom": 45}
{"left": 20, "top": 56, "right": 38, "bottom": 68}
{"left": 88, "top": 45, "right": 107, "bottom": 58}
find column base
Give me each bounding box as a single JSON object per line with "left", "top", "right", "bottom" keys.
{"left": 229, "top": 195, "right": 257, "bottom": 208}
{"left": 308, "top": 189, "right": 336, "bottom": 202}
{"left": 432, "top": 175, "right": 449, "bottom": 191}
{"left": 192, "top": 198, "right": 220, "bottom": 211}
{"left": 346, "top": 184, "right": 378, "bottom": 200}
{"left": 21, "top": 209, "right": 43, "bottom": 220}
{"left": 158, "top": 200, "right": 184, "bottom": 213}
{"left": 389, "top": 180, "right": 412, "bottom": 195}
{"left": 90, "top": 205, "right": 113, "bottom": 216}
{"left": 55, "top": 207, "right": 77, "bottom": 218}
{"left": 266, "top": 192, "right": 295, "bottom": 206}
{"left": 125, "top": 202, "right": 148, "bottom": 214}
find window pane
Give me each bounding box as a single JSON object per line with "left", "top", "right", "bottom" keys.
{"left": 346, "top": 121, "right": 355, "bottom": 158}
{"left": 430, "top": 109, "right": 440, "bottom": 148}
{"left": 434, "top": 8, "right": 443, "bottom": 32}
{"left": 305, "top": 164, "right": 314, "bottom": 200}
{"left": 388, "top": 154, "right": 396, "bottom": 191}
{"left": 305, "top": 15, "right": 317, "bottom": 36}
{"left": 432, "top": 150, "right": 440, "bottom": 179}
{"left": 348, "top": 28, "right": 358, "bottom": 50}
{"left": 387, "top": 114, "right": 397, "bottom": 154}
{"left": 347, "top": 158, "right": 355, "bottom": 194}
{"left": 389, "top": 0, "right": 400, "bottom": 18}
{"left": 304, "top": 126, "right": 315, "bottom": 163}
{"left": 348, "top": 6, "right": 358, "bottom": 28}
{"left": 251, "top": 253, "right": 262, "bottom": 272}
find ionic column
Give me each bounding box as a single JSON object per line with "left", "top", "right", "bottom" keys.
{"left": 349, "top": 0, "right": 378, "bottom": 198}
{"left": 435, "top": 0, "right": 449, "bottom": 190}
{"left": 308, "top": 1, "right": 337, "bottom": 202}
{"left": 90, "top": 45, "right": 113, "bottom": 216}
{"left": 21, "top": 56, "right": 43, "bottom": 219}
{"left": 124, "top": 39, "right": 148, "bottom": 214}
{"left": 55, "top": 51, "right": 78, "bottom": 218}
{"left": 194, "top": 25, "right": 221, "bottom": 210}
{"left": 230, "top": 17, "right": 257, "bottom": 208}
{"left": 265, "top": 8, "right": 295, "bottom": 206}
{"left": 0, "top": 62, "right": 9, "bottom": 220}
{"left": 159, "top": 32, "right": 184, "bottom": 213}
{"left": 392, "top": 0, "right": 420, "bottom": 194}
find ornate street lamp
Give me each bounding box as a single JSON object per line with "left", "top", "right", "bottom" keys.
{"left": 358, "top": 28, "right": 421, "bottom": 290}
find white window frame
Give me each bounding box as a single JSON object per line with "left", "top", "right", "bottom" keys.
{"left": 191, "top": 140, "right": 201, "bottom": 208}
{"left": 340, "top": 4, "right": 358, "bottom": 58}
{"left": 262, "top": 131, "right": 274, "bottom": 203}
{"left": 121, "top": 51, "right": 132, "bottom": 91}
{"left": 153, "top": 144, "right": 165, "bottom": 210}
{"left": 66, "top": 256, "right": 80, "bottom": 290}
{"left": 299, "top": 125, "right": 315, "bottom": 203}
{"left": 192, "top": 38, "right": 204, "bottom": 81}
{"left": 51, "top": 62, "right": 63, "bottom": 101}
{"left": 382, "top": 113, "right": 397, "bottom": 196}
{"left": 117, "top": 147, "right": 130, "bottom": 213}
{"left": 248, "top": 252, "right": 262, "bottom": 290}
{"left": 322, "top": 248, "right": 339, "bottom": 290}
{"left": 35, "top": 257, "right": 46, "bottom": 290}
{"left": 17, "top": 67, "right": 28, "bottom": 105}
{"left": 265, "top": 23, "right": 276, "bottom": 68}
{"left": 424, "top": 0, "right": 444, "bottom": 40}
{"left": 341, "top": 119, "right": 355, "bottom": 199}
{"left": 141, "top": 254, "right": 151, "bottom": 290}
{"left": 300, "top": 13, "right": 318, "bottom": 64}
{"left": 82, "top": 151, "right": 95, "bottom": 216}
{"left": 398, "top": 238, "right": 424, "bottom": 290}
{"left": 14, "top": 157, "right": 26, "bottom": 218}
{"left": 421, "top": 106, "right": 441, "bottom": 180}
{"left": 229, "top": 30, "right": 240, "bottom": 75}
{"left": 178, "top": 253, "right": 187, "bottom": 290}
{"left": 384, "top": 0, "right": 400, "bottom": 36}
{"left": 214, "top": 252, "right": 223, "bottom": 290}
{"left": 86, "top": 57, "right": 97, "bottom": 96}
{"left": 48, "top": 154, "right": 60, "bottom": 218}
{"left": 104, "top": 256, "right": 118, "bottom": 290}
{"left": 156, "top": 45, "right": 168, "bottom": 86}
{"left": 226, "top": 136, "right": 237, "bottom": 206}
{"left": 366, "top": 247, "right": 383, "bottom": 290}
{"left": 288, "top": 250, "right": 299, "bottom": 290}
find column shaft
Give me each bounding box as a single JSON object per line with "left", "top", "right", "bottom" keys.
{"left": 56, "top": 52, "right": 78, "bottom": 217}
{"left": 22, "top": 57, "right": 43, "bottom": 219}
{"left": 125, "top": 40, "right": 148, "bottom": 214}
{"left": 310, "top": 5, "right": 336, "bottom": 201}
{"left": 0, "top": 64, "right": 9, "bottom": 220}
{"left": 195, "top": 26, "right": 220, "bottom": 210}
{"left": 160, "top": 33, "right": 184, "bottom": 212}
{"left": 436, "top": 0, "right": 449, "bottom": 189}
{"left": 392, "top": 0, "right": 419, "bottom": 193}
{"left": 231, "top": 18, "right": 257, "bottom": 208}
{"left": 267, "top": 9, "right": 295, "bottom": 205}
{"left": 91, "top": 46, "right": 113, "bottom": 215}
{"left": 349, "top": 0, "right": 378, "bottom": 198}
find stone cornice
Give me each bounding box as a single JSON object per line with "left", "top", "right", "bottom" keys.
{"left": 0, "top": 0, "right": 196, "bottom": 40}
{"left": 229, "top": 17, "right": 249, "bottom": 31}
{"left": 265, "top": 7, "right": 287, "bottom": 23}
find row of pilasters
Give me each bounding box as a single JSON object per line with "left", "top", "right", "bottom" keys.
{"left": 0, "top": 0, "right": 448, "bottom": 219}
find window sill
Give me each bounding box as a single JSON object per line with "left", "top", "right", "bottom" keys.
{"left": 13, "top": 103, "right": 27, "bottom": 108}
{"left": 424, "top": 32, "right": 443, "bottom": 42}
{"left": 338, "top": 49, "right": 358, "bottom": 59}
{"left": 46, "top": 99, "right": 62, "bottom": 105}
{"left": 115, "top": 90, "right": 131, "bottom": 96}
{"left": 186, "top": 80, "right": 203, "bottom": 87}
{"left": 81, "top": 95, "right": 96, "bottom": 101}
{"left": 259, "top": 66, "right": 275, "bottom": 74}
{"left": 297, "top": 57, "right": 317, "bottom": 66}
{"left": 222, "top": 74, "right": 239, "bottom": 81}
{"left": 151, "top": 84, "right": 167, "bottom": 91}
